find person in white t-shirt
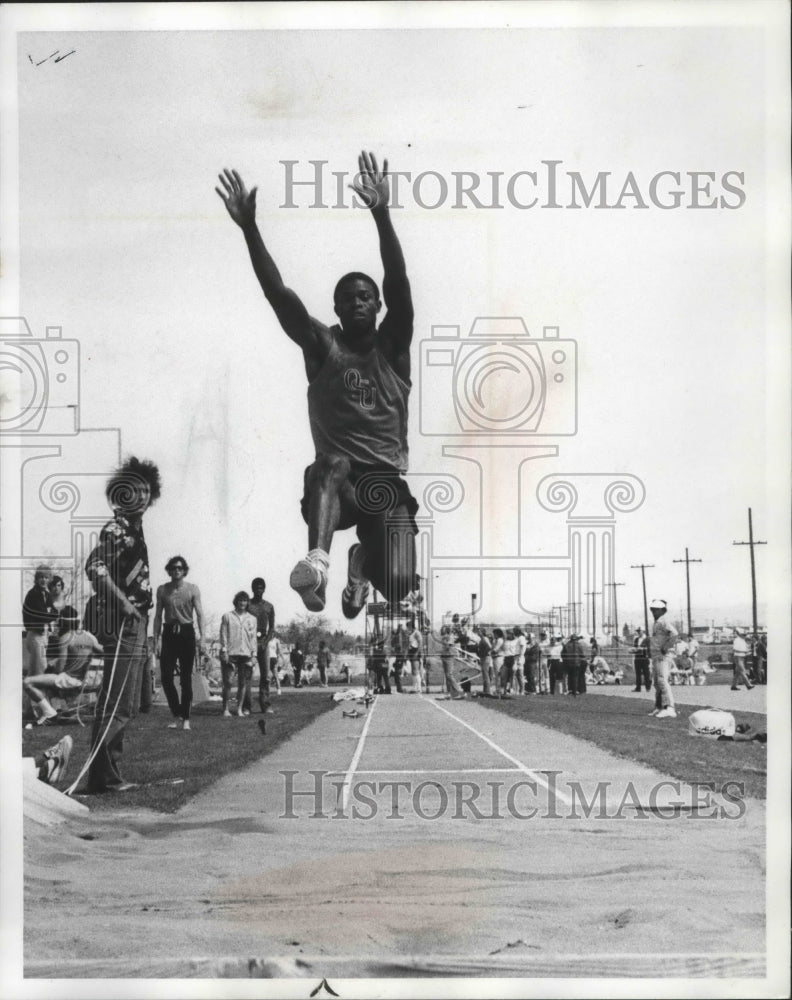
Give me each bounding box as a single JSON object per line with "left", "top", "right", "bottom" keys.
{"left": 730, "top": 629, "right": 754, "bottom": 691}
{"left": 266, "top": 635, "right": 282, "bottom": 694}
{"left": 548, "top": 635, "right": 565, "bottom": 694}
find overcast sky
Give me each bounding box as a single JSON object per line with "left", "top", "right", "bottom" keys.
{"left": 4, "top": 4, "right": 789, "bottom": 637}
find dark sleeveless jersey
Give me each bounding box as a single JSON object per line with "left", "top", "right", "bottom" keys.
{"left": 307, "top": 326, "right": 410, "bottom": 472}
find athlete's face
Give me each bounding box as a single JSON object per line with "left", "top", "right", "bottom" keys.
{"left": 334, "top": 279, "right": 381, "bottom": 334}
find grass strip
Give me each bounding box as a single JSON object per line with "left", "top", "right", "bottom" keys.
{"left": 22, "top": 692, "right": 336, "bottom": 813}
{"left": 477, "top": 692, "right": 767, "bottom": 800}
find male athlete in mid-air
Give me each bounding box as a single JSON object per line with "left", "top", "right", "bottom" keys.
{"left": 217, "top": 151, "right": 417, "bottom": 617}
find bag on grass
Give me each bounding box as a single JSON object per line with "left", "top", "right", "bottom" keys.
{"left": 191, "top": 671, "right": 212, "bottom": 706}
{"left": 688, "top": 708, "right": 736, "bottom": 739}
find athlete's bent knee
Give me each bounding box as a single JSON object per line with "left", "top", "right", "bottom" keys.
{"left": 311, "top": 454, "right": 351, "bottom": 486}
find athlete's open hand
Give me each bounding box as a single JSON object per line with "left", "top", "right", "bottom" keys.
{"left": 216, "top": 169, "right": 257, "bottom": 228}
{"left": 350, "top": 151, "right": 390, "bottom": 210}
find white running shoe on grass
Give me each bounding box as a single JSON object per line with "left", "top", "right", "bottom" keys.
{"left": 656, "top": 707, "right": 677, "bottom": 719}
{"left": 341, "top": 543, "right": 369, "bottom": 620}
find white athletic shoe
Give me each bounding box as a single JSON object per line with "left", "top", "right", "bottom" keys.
{"left": 648, "top": 708, "right": 660, "bottom": 716}
{"left": 341, "top": 543, "right": 369, "bottom": 620}
{"left": 39, "top": 734, "right": 73, "bottom": 784}
{"left": 290, "top": 558, "right": 327, "bottom": 612}
{"left": 656, "top": 707, "right": 677, "bottom": 719}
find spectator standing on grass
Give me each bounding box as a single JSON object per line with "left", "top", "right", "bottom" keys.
{"left": 390, "top": 623, "right": 408, "bottom": 693}
{"left": 267, "top": 634, "right": 283, "bottom": 694}
{"left": 247, "top": 577, "right": 275, "bottom": 713}
{"left": 371, "top": 639, "right": 390, "bottom": 694}
{"left": 524, "top": 631, "right": 541, "bottom": 695}
{"left": 491, "top": 628, "right": 506, "bottom": 696}
{"left": 755, "top": 633, "right": 767, "bottom": 685}
{"left": 317, "top": 640, "right": 332, "bottom": 687}
{"left": 538, "top": 631, "right": 551, "bottom": 694}
{"left": 218, "top": 591, "right": 257, "bottom": 717}
{"left": 501, "top": 630, "right": 516, "bottom": 697}
{"left": 478, "top": 630, "right": 493, "bottom": 696}
{"left": 512, "top": 627, "right": 527, "bottom": 695}
{"left": 730, "top": 628, "right": 754, "bottom": 691}
{"left": 82, "top": 457, "right": 160, "bottom": 794}
{"left": 648, "top": 599, "right": 677, "bottom": 718}
{"left": 548, "top": 634, "right": 565, "bottom": 694}
{"left": 562, "top": 633, "right": 587, "bottom": 696}
{"left": 632, "top": 626, "right": 651, "bottom": 692}
{"left": 438, "top": 627, "right": 465, "bottom": 699}
{"left": 153, "top": 556, "right": 205, "bottom": 732}
{"left": 290, "top": 642, "right": 305, "bottom": 688}
{"left": 22, "top": 565, "right": 57, "bottom": 676}
{"left": 408, "top": 620, "right": 424, "bottom": 693}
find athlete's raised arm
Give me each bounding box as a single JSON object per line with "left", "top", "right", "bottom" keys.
{"left": 216, "top": 168, "right": 326, "bottom": 358}
{"left": 351, "top": 152, "right": 414, "bottom": 351}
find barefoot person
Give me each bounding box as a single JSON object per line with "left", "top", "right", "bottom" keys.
{"left": 153, "top": 556, "right": 205, "bottom": 732}
{"left": 216, "top": 151, "right": 418, "bottom": 617}
{"left": 218, "top": 592, "right": 257, "bottom": 718}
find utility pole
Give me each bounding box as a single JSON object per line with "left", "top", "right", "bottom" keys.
{"left": 672, "top": 548, "right": 702, "bottom": 637}
{"left": 569, "top": 601, "right": 582, "bottom": 634}
{"left": 470, "top": 592, "right": 477, "bottom": 628}
{"left": 733, "top": 508, "right": 766, "bottom": 641}
{"left": 552, "top": 605, "right": 565, "bottom": 634}
{"left": 605, "top": 581, "right": 625, "bottom": 644}
{"left": 631, "top": 564, "right": 654, "bottom": 641}
{"left": 584, "top": 589, "right": 601, "bottom": 638}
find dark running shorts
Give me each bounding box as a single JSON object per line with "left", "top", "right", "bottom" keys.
{"left": 301, "top": 462, "right": 418, "bottom": 534}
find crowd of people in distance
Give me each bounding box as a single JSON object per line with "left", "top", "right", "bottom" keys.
{"left": 434, "top": 622, "right": 620, "bottom": 699}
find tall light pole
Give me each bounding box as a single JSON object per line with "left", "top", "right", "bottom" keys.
{"left": 605, "top": 581, "right": 625, "bottom": 644}
{"left": 631, "top": 563, "right": 654, "bottom": 641}
{"left": 585, "top": 589, "right": 601, "bottom": 638}
{"left": 733, "top": 508, "right": 766, "bottom": 641}
{"left": 672, "top": 548, "right": 702, "bottom": 636}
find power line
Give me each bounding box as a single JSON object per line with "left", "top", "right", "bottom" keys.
{"left": 630, "top": 564, "right": 655, "bottom": 640}
{"left": 672, "top": 548, "right": 702, "bottom": 636}
{"left": 733, "top": 507, "right": 766, "bottom": 640}
{"left": 584, "top": 589, "right": 601, "bottom": 637}
{"left": 605, "top": 581, "right": 625, "bottom": 642}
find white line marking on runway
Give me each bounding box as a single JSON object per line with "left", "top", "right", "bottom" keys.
{"left": 427, "top": 698, "right": 574, "bottom": 806}
{"left": 340, "top": 694, "right": 379, "bottom": 811}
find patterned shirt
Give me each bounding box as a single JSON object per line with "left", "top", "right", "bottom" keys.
{"left": 86, "top": 511, "right": 153, "bottom": 613}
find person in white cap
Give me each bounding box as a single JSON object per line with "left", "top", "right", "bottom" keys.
{"left": 730, "top": 628, "right": 754, "bottom": 691}
{"left": 648, "top": 599, "right": 677, "bottom": 718}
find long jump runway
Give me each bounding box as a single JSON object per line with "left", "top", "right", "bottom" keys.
{"left": 24, "top": 692, "right": 766, "bottom": 980}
